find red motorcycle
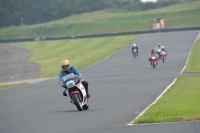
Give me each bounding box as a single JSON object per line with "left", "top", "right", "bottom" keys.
{"left": 149, "top": 55, "right": 158, "bottom": 68}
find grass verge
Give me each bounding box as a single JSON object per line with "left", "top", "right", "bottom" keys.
{"left": 184, "top": 37, "right": 200, "bottom": 73}
{"left": 12, "top": 35, "right": 138, "bottom": 78}
{"left": 0, "top": 35, "right": 138, "bottom": 89}
{"left": 134, "top": 77, "right": 200, "bottom": 124}
{"left": 0, "top": 83, "right": 28, "bottom": 90}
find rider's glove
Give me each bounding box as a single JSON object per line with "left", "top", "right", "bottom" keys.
{"left": 59, "top": 81, "right": 63, "bottom": 87}
{"left": 63, "top": 90, "right": 68, "bottom": 97}
{"left": 77, "top": 75, "right": 82, "bottom": 78}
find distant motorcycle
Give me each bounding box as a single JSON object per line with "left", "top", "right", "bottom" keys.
{"left": 132, "top": 49, "right": 137, "bottom": 58}
{"left": 160, "top": 51, "right": 167, "bottom": 62}
{"left": 156, "top": 49, "right": 161, "bottom": 60}
{"left": 62, "top": 73, "right": 89, "bottom": 111}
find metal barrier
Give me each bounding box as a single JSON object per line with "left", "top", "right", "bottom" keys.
{"left": 1, "top": 27, "right": 200, "bottom": 43}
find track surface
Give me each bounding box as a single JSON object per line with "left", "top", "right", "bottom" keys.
{"left": 0, "top": 31, "right": 200, "bottom": 133}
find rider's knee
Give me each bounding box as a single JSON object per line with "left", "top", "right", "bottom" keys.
{"left": 81, "top": 81, "right": 88, "bottom": 89}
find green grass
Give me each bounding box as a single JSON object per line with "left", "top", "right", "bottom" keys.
{"left": 0, "top": 83, "right": 27, "bottom": 90}
{"left": 1, "top": 1, "right": 200, "bottom": 39}
{"left": 0, "top": 35, "right": 138, "bottom": 88}
{"left": 184, "top": 39, "right": 200, "bottom": 73}
{"left": 134, "top": 77, "right": 200, "bottom": 124}
{"left": 12, "top": 35, "right": 138, "bottom": 78}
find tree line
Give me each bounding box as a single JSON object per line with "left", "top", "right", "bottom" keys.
{"left": 0, "top": 0, "right": 184, "bottom": 28}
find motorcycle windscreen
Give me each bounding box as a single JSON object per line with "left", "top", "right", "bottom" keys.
{"left": 63, "top": 73, "right": 75, "bottom": 81}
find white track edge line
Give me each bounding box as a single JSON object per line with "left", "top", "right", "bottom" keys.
{"left": 180, "top": 32, "right": 200, "bottom": 74}
{"left": 127, "top": 78, "right": 177, "bottom": 126}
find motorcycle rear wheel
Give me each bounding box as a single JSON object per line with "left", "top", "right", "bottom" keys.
{"left": 72, "top": 94, "right": 83, "bottom": 111}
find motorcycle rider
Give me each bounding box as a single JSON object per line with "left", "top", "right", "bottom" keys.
{"left": 132, "top": 43, "right": 139, "bottom": 56}
{"left": 59, "top": 59, "right": 90, "bottom": 98}
{"left": 160, "top": 46, "right": 167, "bottom": 59}
{"left": 149, "top": 49, "right": 158, "bottom": 65}
{"left": 161, "top": 46, "right": 167, "bottom": 58}
{"left": 155, "top": 43, "right": 162, "bottom": 59}
{"left": 155, "top": 43, "right": 162, "bottom": 51}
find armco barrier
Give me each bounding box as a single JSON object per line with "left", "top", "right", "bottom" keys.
{"left": 1, "top": 27, "right": 200, "bottom": 43}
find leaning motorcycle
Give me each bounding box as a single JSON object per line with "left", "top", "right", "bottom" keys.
{"left": 150, "top": 55, "right": 157, "bottom": 68}
{"left": 62, "top": 73, "right": 89, "bottom": 111}
{"left": 160, "top": 51, "right": 167, "bottom": 62}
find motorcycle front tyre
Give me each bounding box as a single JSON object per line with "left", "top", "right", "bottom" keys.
{"left": 72, "top": 94, "right": 83, "bottom": 111}
{"left": 153, "top": 61, "right": 155, "bottom": 68}
{"left": 83, "top": 103, "right": 89, "bottom": 110}
{"left": 163, "top": 55, "right": 165, "bottom": 62}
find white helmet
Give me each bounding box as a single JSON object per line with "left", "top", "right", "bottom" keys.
{"left": 133, "top": 44, "right": 136, "bottom": 47}
{"left": 162, "top": 46, "right": 165, "bottom": 48}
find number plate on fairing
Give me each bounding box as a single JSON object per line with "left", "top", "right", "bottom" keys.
{"left": 161, "top": 51, "right": 166, "bottom": 55}
{"left": 66, "top": 80, "right": 75, "bottom": 88}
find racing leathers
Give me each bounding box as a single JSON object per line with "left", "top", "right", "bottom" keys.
{"left": 132, "top": 46, "right": 139, "bottom": 56}
{"left": 161, "top": 48, "right": 167, "bottom": 59}
{"left": 155, "top": 45, "right": 162, "bottom": 59}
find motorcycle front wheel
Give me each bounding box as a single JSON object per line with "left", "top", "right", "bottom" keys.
{"left": 153, "top": 61, "right": 155, "bottom": 68}
{"left": 162, "top": 55, "right": 165, "bottom": 62}
{"left": 72, "top": 94, "right": 83, "bottom": 111}
{"left": 134, "top": 53, "right": 136, "bottom": 58}
{"left": 83, "top": 103, "right": 89, "bottom": 110}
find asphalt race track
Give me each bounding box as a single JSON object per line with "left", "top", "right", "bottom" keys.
{"left": 0, "top": 31, "right": 200, "bottom": 133}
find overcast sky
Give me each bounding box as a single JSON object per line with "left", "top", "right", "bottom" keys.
{"left": 141, "top": 0, "right": 157, "bottom": 2}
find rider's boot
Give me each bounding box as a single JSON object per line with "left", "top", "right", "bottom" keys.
{"left": 70, "top": 99, "right": 73, "bottom": 103}
{"left": 82, "top": 81, "right": 90, "bottom": 98}
{"left": 86, "top": 90, "right": 90, "bottom": 98}
{"left": 63, "top": 90, "right": 68, "bottom": 96}
{"left": 85, "top": 88, "right": 90, "bottom": 98}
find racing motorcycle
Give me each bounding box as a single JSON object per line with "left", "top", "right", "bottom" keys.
{"left": 160, "top": 50, "right": 167, "bottom": 62}
{"left": 156, "top": 49, "right": 161, "bottom": 60}
{"left": 132, "top": 49, "right": 137, "bottom": 58}
{"left": 150, "top": 55, "right": 157, "bottom": 68}
{"left": 62, "top": 73, "right": 89, "bottom": 111}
